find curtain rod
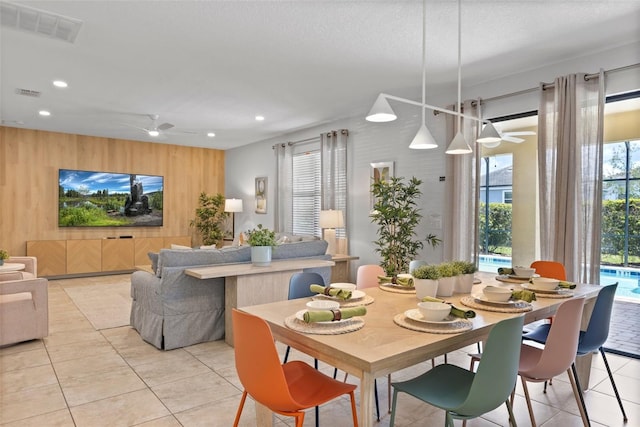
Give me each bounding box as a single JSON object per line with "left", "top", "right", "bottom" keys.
{"left": 471, "top": 63, "right": 639, "bottom": 107}
{"left": 272, "top": 136, "right": 319, "bottom": 149}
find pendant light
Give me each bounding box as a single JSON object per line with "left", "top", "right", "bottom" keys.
{"left": 477, "top": 122, "right": 502, "bottom": 144}
{"left": 409, "top": 0, "right": 438, "bottom": 149}
{"left": 445, "top": 0, "right": 472, "bottom": 155}
{"left": 366, "top": 94, "right": 397, "bottom": 122}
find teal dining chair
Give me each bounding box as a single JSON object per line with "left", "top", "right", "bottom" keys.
{"left": 389, "top": 315, "right": 525, "bottom": 427}
{"left": 523, "top": 283, "right": 627, "bottom": 422}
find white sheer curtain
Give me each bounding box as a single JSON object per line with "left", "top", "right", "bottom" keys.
{"left": 445, "top": 100, "right": 481, "bottom": 265}
{"left": 538, "top": 71, "right": 605, "bottom": 284}
{"left": 274, "top": 143, "right": 292, "bottom": 233}
{"left": 321, "top": 129, "right": 348, "bottom": 251}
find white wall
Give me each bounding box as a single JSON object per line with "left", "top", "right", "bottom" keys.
{"left": 226, "top": 42, "right": 640, "bottom": 274}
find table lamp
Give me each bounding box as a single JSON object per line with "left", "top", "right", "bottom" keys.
{"left": 224, "top": 198, "right": 243, "bottom": 237}
{"left": 319, "top": 209, "right": 344, "bottom": 255}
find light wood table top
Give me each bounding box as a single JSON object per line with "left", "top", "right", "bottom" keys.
{"left": 241, "top": 271, "right": 602, "bottom": 427}
{"left": 185, "top": 258, "right": 334, "bottom": 279}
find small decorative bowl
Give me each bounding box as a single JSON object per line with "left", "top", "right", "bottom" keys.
{"left": 482, "top": 286, "right": 513, "bottom": 302}
{"left": 306, "top": 300, "right": 340, "bottom": 312}
{"left": 417, "top": 301, "right": 451, "bottom": 321}
{"left": 513, "top": 266, "right": 536, "bottom": 277}
{"left": 531, "top": 277, "right": 560, "bottom": 291}
{"left": 330, "top": 283, "right": 356, "bottom": 291}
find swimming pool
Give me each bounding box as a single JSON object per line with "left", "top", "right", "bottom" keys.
{"left": 478, "top": 255, "right": 640, "bottom": 302}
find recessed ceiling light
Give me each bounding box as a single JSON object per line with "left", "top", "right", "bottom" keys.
{"left": 39, "top": 110, "right": 51, "bottom": 116}
{"left": 255, "top": 115, "right": 265, "bottom": 121}
{"left": 53, "top": 80, "right": 68, "bottom": 88}
{"left": 207, "top": 132, "right": 216, "bottom": 137}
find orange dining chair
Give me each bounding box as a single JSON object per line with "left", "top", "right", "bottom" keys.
{"left": 514, "top": 297, "right": 589, "bottom": 427}
{"left": 231, "top": 309, "right": 359, "bottom": 427}
{"left": 529, "top": 260, "right": 567, "bottom": 280}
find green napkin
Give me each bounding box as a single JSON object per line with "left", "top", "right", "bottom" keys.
{"left": 498, "top": 267, "right": 514, "bottom": 275}
{"left": 303, "top": 306, "right": 367, "bottom": 323}
{"left": 377, "top": 275, "right": 414, "bottom": 287}
{"left": 309, "top": 284, "right": 352, "bottom": 300}
{"left": 420, "top": 296, "right": 476, "bottom": 319}
{"left": 511, "top": 289, "right": 536, "bottom": 303}
{"left": 559, "top": 281, "right": 576, "bottom": 289}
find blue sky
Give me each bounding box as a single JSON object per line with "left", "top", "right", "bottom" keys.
{"left": 59, "top": 170, "right": 163, "bottom": 194}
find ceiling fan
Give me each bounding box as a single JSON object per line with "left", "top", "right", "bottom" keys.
{"left": 120, "top": 114, "right": 182, "bottom": 138}
{"left": 477, "top": 122, "right": 536, "bottom": 147}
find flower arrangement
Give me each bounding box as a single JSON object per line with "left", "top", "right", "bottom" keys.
{"left": 246, "top": 224, "right": 277, "bottom": 247}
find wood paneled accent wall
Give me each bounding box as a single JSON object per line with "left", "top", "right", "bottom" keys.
{"left": 0, "top": 126, "right": 225, "bottom": 257}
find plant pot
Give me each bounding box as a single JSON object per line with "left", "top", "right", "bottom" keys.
{"left": 454, "top": 273, "right": 474, "bottom": 294}
{"left": 0, "top": 259, "right": 4, "bottom": 266}
{"left": 251, "top": 246, "right": 272, "bottom": 266}
{"left": 414, "top": 278, "right": 438, "bottom": 300}
{"left": 436, "top": 276, "right": 455, "bottom": 297}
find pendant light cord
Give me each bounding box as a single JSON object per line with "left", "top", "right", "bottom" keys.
{"left": 456, "top": 0, "right": 462, "bottom": 132}
{"left": 421, "top": 0, "right": 427, "bottom": 125}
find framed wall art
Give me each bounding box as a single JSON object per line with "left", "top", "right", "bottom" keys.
{"left": 255, "top": 176, "right": 267, "bottom": 214}
{"left": 370, "top": 161, "right": 394, "bottom": 209}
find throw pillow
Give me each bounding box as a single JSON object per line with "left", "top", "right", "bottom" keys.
{"left": 148, "top": 252, "right": 159, "bottom": 274}
{"left": 200, "top": 244, "right": 216, "bottom": 249}
{"left": 171, "top": 244, "right": 192, "bottom": 250}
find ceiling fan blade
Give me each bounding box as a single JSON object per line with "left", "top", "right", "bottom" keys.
{"left": 502, "top": 135, "right": 525, "bottom": 143}
{"left": 504, "top": 131, "right": 536, "bottom": 136}
{"left": 157, "top": 122, "right": 174, "bottom": 131}
{"left": 118, "top": 122, "right": 150, "bottom": 132}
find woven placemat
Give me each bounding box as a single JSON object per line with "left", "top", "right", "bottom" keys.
{"left": 393, "top": 314, "right": 473, "bottom": 334}
{"left": 312, "top": 294, "right": 375, "bottom": 307}
{"left": 379, "top": 284, "right": 416, "bottom": 294}
{"left": 460, "top": 295, "right": 532, "bottom": 313}
{"left": 284, "top": 312, "right": 365, "bottom": 335}
{"left": 495, "top": 275, "right": 530, "bottom": 284}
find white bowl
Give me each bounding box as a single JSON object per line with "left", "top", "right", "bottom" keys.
{"left": 513, "top": 266, "right": 536, "bottom": 278}
{"left": 417, "top": 301, "right": 451, "bottom": 321}
{"left": 330, "top": 283, "right": 356, "bottom": 291}
{"left": 306, "top": 300, "right": 340, "bottom": 312}
{"left": 531, "top": 277, "right": 560, "bottom": 291}
{"left": 482, "top": 286, "right": 513, "bottom": 302}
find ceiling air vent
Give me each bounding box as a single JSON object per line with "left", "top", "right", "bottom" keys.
{"left": 1, "top": 1, "right": 82, "bottom": 43}
{"left": 15, "top": 88, "right": 41, "bottom": 98}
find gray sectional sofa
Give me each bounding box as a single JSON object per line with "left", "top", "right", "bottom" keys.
{"left": 130, "top": 238, "right": 330, "bottom": 350}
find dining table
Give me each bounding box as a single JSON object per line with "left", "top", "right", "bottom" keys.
{"left": 240, "top": 271, "right": 602, "bottom": 427}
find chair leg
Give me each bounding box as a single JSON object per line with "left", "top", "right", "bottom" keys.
{"left": 520, "top": 377, "right": 537, "bottom": 427}
{"left": 295, "top": 412, "right": 305, "bottom": 427}
{"left": 569, "top": 365, "right": 591, "bottom": 427}
{"left": 348, "top": 391, "right": 359, "bottom": 427}
{"left": 505, "top": 398, "right": 518, "bottom": 427}
{"left": 599, "top": 347, "right": 628, "bottom": 421}
{"left": 389, "top": 388, "right": 399, "bottom": 427}
{"left": 333, "top": 367, "right": 338, "bottom": 379}
{"left": 388, "top": 374, "right": 392, "bottom": 414}
{"left": 283, "top": 345, "right": 291, "bottom": 363}
{"left": 233, "top": 390, "right": 248, "bottom": 427}
{"left": 445, "top": 411, "right": 454, "bottom": 427}
{"left": 374, "top": 378, "right": 380, "bottom": 421}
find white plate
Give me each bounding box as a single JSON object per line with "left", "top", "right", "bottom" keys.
{"left": 382, "top": 283, "right": 415, "bottom": 289}
{"left": 508, "top": 273, "right": 540, "bottom": 280}
{"left": 295, "top": 310, "right": 351, "bottom": 324}
{"left": 472, "top": 293, "right": 520, "bottom": 306}
{"left": 323, "top": 289, "right": 365, "bottom": 300}
{"left": 404, "top": 308, "right": 458, "bottom": 324}
{"left": 330, "top": 282, "right": 357, "bottom": 291}
{"left": 521, "top": 283, "right": 564, "bottom": 294}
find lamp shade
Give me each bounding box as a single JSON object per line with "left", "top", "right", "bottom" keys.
{"left": 365, "top": 94, "right": 397, "bottom": 122}
{"left": 445, "top": 131, "right": 472, "bottom": 154}
{"left": 477, "top": 122, "right": 502, "bottom": 143}
{"left": 319, "top": 209, "right": 344, "bottom": 229}
{"left": 224, "top": 198, "right": 243, "bottom": 213}
{"left": 409, "top": 123, "right": 438, "bottom": 149}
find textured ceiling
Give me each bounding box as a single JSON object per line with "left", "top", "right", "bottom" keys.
{"left": 1, "top": 0, "right": 639, "bottom": 149}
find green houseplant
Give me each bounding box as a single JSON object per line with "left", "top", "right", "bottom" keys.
{"left": 436, "top": 262, "right": 456, "bottom": 297}
{"left": 452, "top": 260, "right": 477, "bottom": 293}
{"left": 0, "top": 249, "right": 8, "bottom": 266}
{"left": 190, "top": 192, "right": 227, "bottom": 247}
{"left": 412, "top": 264, "right": 441, "bottom": 300}
{"left": 370, "top": 176, "right": 427, "bottom": 276}
{"left": 246, "top": 224, "right": 277, "bottom": 266}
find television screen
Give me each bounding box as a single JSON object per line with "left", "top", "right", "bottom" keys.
{"left": 58, "top": 169, "right": 163, "bottom": 227}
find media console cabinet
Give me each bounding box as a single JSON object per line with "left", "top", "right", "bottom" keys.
{"left": 26, "top": 236, "right": 191, "bottom": 277}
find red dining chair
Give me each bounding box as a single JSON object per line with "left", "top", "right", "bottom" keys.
{"left": 232, "top": 309, "right": 359, "bottom": 427}
{"left": 529, "top": 260, "right": 567, "bottom": 281}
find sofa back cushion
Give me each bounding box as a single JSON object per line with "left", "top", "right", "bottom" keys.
{"left": 156, "top": 246, "right": 251, "bottom": 277}
{"left": 272, "top": 239, "right": 328, "bottom": 259}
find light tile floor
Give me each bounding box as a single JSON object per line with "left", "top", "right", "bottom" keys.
{"left": 1, "top": 275, "right": 639, "bottom": 426}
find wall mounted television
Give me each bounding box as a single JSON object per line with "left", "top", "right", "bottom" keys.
{"left": 58, "top": 169, "right": 163, "bottom": 227}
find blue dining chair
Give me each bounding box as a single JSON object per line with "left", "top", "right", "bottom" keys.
{"left": 389, "top": 315, "right": 525, "bottom": 427}
{"left": 522, "top": 282, "right": 627, "bottom": 422}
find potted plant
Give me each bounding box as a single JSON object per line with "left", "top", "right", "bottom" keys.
{"left": 246, "top": 224, "right": 277, "bottom": 266}
{"left": 190, "top": 192, "right": 227, "bottom": 247}
{"left": 370, "top": 176, "right": 425, "bottom": 276}
{"left": 0, "top": 249, "right": 8, "bottom": 266}
{"left": 436, "top": 262, "right": 456, "bottom": 297}
{"left": 412, "top": 264, "right": 440, "bottom": 300}
{"left": 452, "top": 260, "right": 477, "bottom": 293}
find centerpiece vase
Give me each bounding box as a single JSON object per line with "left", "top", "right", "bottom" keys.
{"left": 251, "top": 246, "right": 272, "bottom": 266}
